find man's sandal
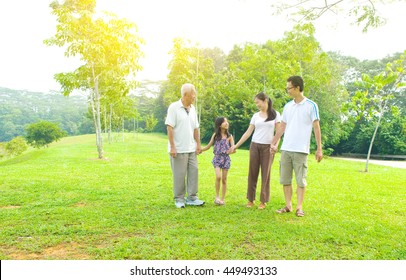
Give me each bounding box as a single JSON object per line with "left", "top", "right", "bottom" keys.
{"left": 276, "top": 206, "right": 291, "bottom": 214}
{"left": 296, "top": 209, "right": 305, "bottom": 217}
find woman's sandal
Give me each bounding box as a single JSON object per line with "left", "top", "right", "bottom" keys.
{"left": 258, "top": 203, "right": 266, "bottom": 210}
{"left": 296, "top": 209, "right": 305, "bottom": 217}
{"left": 276, "top": 206, "right": 292, "bottom": 214}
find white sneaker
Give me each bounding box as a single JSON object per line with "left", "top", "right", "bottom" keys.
{"left": 175, "top": 201, "right": 185, "bottom": 208}
{"left": 185, "top": 199, "right": 205, "bottom": 206}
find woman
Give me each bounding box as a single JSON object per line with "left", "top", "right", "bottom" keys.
{"left": 229, "top": 92, "right": 281, "bottom": 209}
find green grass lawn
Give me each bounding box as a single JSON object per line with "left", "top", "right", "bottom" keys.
{"left": 0, "top": 133, "right": 404, "bottom": 260}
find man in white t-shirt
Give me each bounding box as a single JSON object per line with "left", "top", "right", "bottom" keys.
{"left": 271, "top": 76, "right": 323, "bottom": 217}
{"left": 165, "top": 83, "right": 205, "bottom": 208}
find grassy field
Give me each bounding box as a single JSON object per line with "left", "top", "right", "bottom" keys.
{"left": 0, "top": 133, "right": 404, "bottom": 260}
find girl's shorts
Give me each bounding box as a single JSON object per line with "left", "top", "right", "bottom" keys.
{"left": 212, "top": 154, "right": 231, "bottom": 170}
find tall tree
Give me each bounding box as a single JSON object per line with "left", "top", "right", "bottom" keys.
{"left": 214, "top": 24, "right": 345, "bottom": 150}
{"left": 350, "top": 53, "right": 405, "bottom": 171}
{"left": 333, "top": 52, "right": 406, "bottom": 157}
{"left": 44, "top": 0, "right": 144, "bottom": 158}
{"left": 163, "top": 24, "right": 346, "bottom": 151}
{"left": 165, "top": 37, "right": 216, "bottom": 133}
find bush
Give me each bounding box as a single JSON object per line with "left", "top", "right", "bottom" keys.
{"left": 25, "top": 121, "right": 67, "bottom": 148}
{"left": 5, "top": 136, "right": 28, "bottom": 156}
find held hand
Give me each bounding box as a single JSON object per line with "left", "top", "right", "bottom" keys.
{"left": 227, "top": 145, "right": 236, "bottom": 154}
{"left": 270, "top": 143, "right": 278, "bottom": 153}
{"left": 315, "top": 150, "right": 323, "bottom": 162}
{"left": 196, "top": 147, "right": 202, "bottom": 155}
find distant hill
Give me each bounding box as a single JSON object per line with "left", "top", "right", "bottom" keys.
{"left": 0, "top": 87, "right": 92, "bottom": 142}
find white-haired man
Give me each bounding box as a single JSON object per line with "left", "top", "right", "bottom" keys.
{"left": 165, "top": 83, "right": 205, "bottom": 208}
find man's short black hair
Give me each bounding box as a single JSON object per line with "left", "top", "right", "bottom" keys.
{"left": 287, "top": 76, "right": 304, "bottom": 92}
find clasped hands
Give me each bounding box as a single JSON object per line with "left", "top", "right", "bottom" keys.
{"left": 227, "top": 145, "right": 237, "bottom": 154}
{"left": 270, "top": 143, "right": 278, "bottom": 154}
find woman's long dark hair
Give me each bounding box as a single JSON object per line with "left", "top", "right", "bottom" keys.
{"left": 214, "top": 116, "right": 230, "bottom": 142}
{"left": 255, "top": 92, "right": 277, "bottom": 122}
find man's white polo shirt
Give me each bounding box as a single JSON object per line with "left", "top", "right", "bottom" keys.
{"left": 280, "top": 97, "right": 320, "bottom": 154}
{"left": 165, "top": 99, "right": 199, "bottom": 153}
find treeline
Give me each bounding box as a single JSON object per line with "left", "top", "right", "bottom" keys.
{"left": 1, "top": 24, "right": 404, "bottom": 156}
{"left": 151, "top": 24, "right": 405, "bottom": 156}
{"left": 0, "top": 84, "right": 160, "bottom": 142}
{"left": 0, "top": 88, "right": 92, "bottom": 142}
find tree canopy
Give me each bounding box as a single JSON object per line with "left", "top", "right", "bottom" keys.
{"left": 162, "top": 24, "right": 346, "bottom": 152}
{"left": 272, "top": 0, "right": 399, "bottom": 32}
{"left": 45, "top": 0, "right": 144, "bottom": 158}
{"left": 25, "top": 120, "right": 67, "bottom": 148}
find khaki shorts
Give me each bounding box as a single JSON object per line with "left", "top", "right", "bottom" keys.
{"left": 279, "top": 151, "right": 308, "bottom": 187}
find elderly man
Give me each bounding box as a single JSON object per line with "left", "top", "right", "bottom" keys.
{"left": 165, "top": 83, "right": 205, "bottom": 208}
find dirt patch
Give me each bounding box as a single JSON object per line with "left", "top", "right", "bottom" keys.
{"left": 73, "top": 202, "right": 87, "bottom": 207}
{"left": 87, "top": 157, "right": 110, "bottom": 161}
{"left": 4, "top": 242, "right": 90, "bottom": 260}
{"left": 0, "top": 205, "right": 21, "bottom": 209}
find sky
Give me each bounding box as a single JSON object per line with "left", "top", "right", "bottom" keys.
{"left": 0, "top": 0, "right": 405, "bottom": 93}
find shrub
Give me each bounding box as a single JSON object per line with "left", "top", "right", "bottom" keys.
{"left": 5, "top": 136, "right": 28, "bottom": 156}
{"left": 25, "top": 121, "right": 67, "bottom": 148}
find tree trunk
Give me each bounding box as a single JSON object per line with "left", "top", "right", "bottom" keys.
{"left": 104, "top": 105, "right": 107, "bottom": 134}
{"left": 95, "top": 88, "right": 104, "bottom": 158}
{"left": 122, "top": 117, "right": 125, "bottom": 142}
{"left": 92, "top": 67, "right": 104, "bottom": 159}
{"left": 365, "top": 101, "right": 385, "bottom": 172}
{"left": 108, "top": 104, "right": 113, "bottom": 144}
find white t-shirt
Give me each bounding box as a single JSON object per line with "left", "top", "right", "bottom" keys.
{"left": 250, "top": 111, "right": 281, "bottom": 144}
{"left": 165, "top": 99, "right": 199, "bottom": 153}
{"left": 280, "top": 97, "right": 320, "bottom": 154}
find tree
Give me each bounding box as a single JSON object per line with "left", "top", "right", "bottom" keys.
{"left": 164, "top": 37, "right": 217, "bottom": 138}
{"left": 273, "top": 0, "right": 399, "bottom": 32}
{"left": 330, "top": 52, "right": 406, "bottom": 156}
{"left": 25, "top": 121, "right": 67, "bottom": 148}
{"left": 214, "top": 24, "right": 345, "bottom": 150}
{"left": 44, "top": 0, "right": 144, "bottom": 159}
{"left": 163, "top": 24, "right": 346, "bottom": 151}
{"left": 144, "top": 114, "right": 158, "bottom": 132}
{"left": 353, "top": 53, "right": 405, "bottom": 171}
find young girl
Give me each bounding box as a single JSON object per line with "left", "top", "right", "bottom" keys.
{"left": 202, "top": 117, "right": 235, "bottom": 205}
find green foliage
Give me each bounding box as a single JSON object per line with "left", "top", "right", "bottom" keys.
{"left": 5, "top": 136, "right": 28, "bottom": 156}
{"left": 273, "top": 0, "right": 391, "bottom": 32}
{"left": 45, "top": 0, "right": 144, "bottom": 159}
{"left": 144, "top": 114, "right": 158, "bottom": 132}
{"left": 25, "top": 121, "right": 67, "bottom": 148}
{"left": 0, "top": 134, "right": 404, "bottom": 259}
{"left": 335, "top": 51, "right": 406, "bottom": 156}
{"left": 164, "top": 38, "right": 216, "bottom": 107}
{"left": 164, "top": 24, "right": 346, "bottom": 150}
{"left": 350, "top": 4, "right": 387, "bottom": 32}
